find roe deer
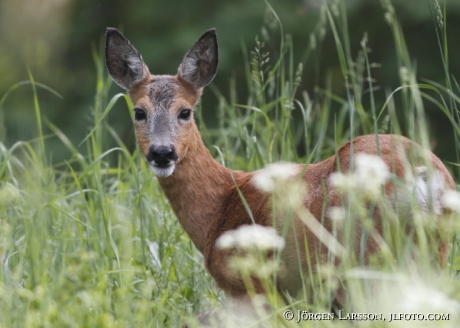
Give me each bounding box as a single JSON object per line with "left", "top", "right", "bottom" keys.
{"left": 105, "top": 28, "right": 455, "bottom": 303}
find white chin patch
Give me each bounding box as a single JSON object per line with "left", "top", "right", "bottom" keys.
{"left": 150, "top": 164, "right": 175, "bottom": 178}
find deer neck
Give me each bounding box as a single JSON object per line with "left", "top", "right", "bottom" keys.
{"left": 156, "top": 127, "right": 234, "bottom": 253}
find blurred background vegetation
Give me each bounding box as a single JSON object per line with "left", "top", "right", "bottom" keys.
{"left": 1, "top": 0, "right": 460, "bottom": 164}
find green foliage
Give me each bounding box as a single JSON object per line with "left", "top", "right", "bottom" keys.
{"left": 1, "top": 0, "right": 460, "bottom": 327}
{"left": 0, "top": 56, "right": 219, "bottom": 327}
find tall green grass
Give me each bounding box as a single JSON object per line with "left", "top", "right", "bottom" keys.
{"left": 1, "top": 0, "right": 460, "bottom": 327}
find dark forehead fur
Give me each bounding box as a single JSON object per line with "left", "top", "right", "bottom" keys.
{"left": 149, "top": 77, "right": 178, "bottom": 110}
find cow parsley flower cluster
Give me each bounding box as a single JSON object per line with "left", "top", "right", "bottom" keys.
{"left": 0, "top": 183, "right": 21, "bottom": 205}
{"left": 330, "top": 153, "right": 390, "bottom": 199}
{"left": 398, "top": 284, "right": 460, "bottom": 314}
{"left": 252, "top": 163, "right": 301, "bottom": 193}
{"left": 344, "top": 269, "right": 460, "bottom": 319}
{"left": 216, "top": 224, "right": 285, "bottom": 251}
{"left": 252, "top": 162, "right": 307, "bottom": 213}
{"left": 328, "top": 206, "right": 346, "bottom": 223}
{"left": 216, "top": 224, "right": 286, "bottom": 280}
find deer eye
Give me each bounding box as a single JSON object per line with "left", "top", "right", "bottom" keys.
{"left": 178, "top": 109, "right": 192, "bottom": 120}
{"left": 134, "top": 108, "right": 147, "bottom": 121}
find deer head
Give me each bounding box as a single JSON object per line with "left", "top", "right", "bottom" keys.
{"left": 105, "top": 28, "right": 218, "bottom": 177}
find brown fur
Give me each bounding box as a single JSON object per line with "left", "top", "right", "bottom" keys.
{"left": 106, "top": 28, "right": 455, "bottom": 302}
{"left": 128, "top": 70, "right": 456, "bottom": 296}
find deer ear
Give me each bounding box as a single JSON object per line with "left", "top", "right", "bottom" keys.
{"left": 105, "top": 28, "right": 149, "bottom": 90}
{"left": 178, "top": 29, "right": 218, "bottom": 89}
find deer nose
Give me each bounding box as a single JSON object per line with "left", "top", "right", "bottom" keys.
{"left": 147, "top": 145, "right": 178, "bottom": 166}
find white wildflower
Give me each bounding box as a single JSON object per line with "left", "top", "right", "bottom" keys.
{"left": 329, "top": 153, "right": 389, "bottom": 199}
{"left": 355, "top": 153, "right": 390, "bottom": 186}
{"left": 399, "top": 285, "right": 460, "bottom": 314}
{"left": 216, "top": 224, "right": 285, "bottom": 251}
{"left": 252, "top": 162, "right": 301, "bottom": 192}
{"left": 441, "top": 189, "right": 460, "bottom": 213}
{"left": 344, "top": 269, "right": 460, "bottom": 320}
{"left": 329, "top": 172, "right": 357, "bottom": 190}
{"left": 0, "top": 183, "right": 21, "bottom": 204}
{"left": 277, "top": 180, "right": 307, "bottom": 212}
{"left": 228, "top": 255, "right": 282, "bottom": 279}
{"left": 328, "top": 206, "right": 346, "bottom": 222}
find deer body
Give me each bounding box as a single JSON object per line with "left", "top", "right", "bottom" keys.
{"left": 106, "top": 28, "right": 455, "bottom": 300}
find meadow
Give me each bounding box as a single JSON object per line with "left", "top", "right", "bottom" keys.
{"left": 1, "top": 1, "right": 460, "bottom": 327}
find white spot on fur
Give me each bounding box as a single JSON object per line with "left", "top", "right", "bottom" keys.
{"left": 393, "top": 166, "right": 446, "bottom": 216}
{"left": 441, "top": 189, "right": 460, "bottom": 213}
{"left": 413, "top": 167, "right": 445, "bottom": 215}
